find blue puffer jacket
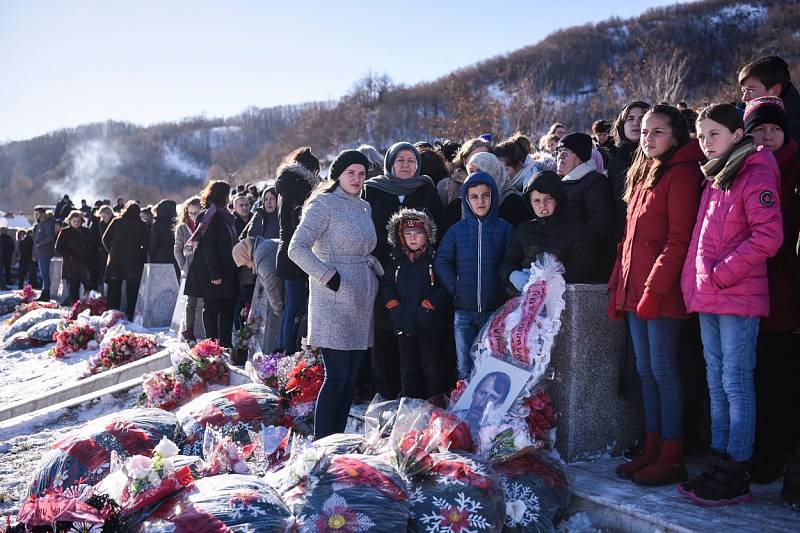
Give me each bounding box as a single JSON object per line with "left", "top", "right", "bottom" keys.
{"left": 434, "top": 172, "right": 513, "bottom": 312}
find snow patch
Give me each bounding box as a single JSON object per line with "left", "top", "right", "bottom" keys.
{"left": 708, "top": 3, "right": 767, "bottom": 25}
{"left": 558, "top": 512, "right": 598, "bottom": 532}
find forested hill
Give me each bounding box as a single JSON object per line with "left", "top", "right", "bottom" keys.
{"left": 1, "top": 0, "right": 798, "bottom": 212}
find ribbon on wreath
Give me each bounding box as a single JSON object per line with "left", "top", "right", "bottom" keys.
{"left": 509, "top": 280, "right": 547, "bottom": 366}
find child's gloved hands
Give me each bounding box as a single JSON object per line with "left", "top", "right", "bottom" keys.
{"left": 509, "top": 269, "right": 531, "bottom": 292}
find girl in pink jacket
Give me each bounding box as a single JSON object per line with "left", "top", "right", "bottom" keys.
{"left": 679, "top": 103, "right": 783, "bottom": 507}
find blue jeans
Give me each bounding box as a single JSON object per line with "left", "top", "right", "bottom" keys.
{"left": 37, "top": 255, "right": 52, "bottom": 292}
{"left": 627, "top": 313, "right": 683, "bottom": 439}
{"left": 279, "top": 279, "right": 307, "bottom": 353}
{"left": 698, "top": 313, "right": 759, "bottom": 462}
{"left": 314, "top": 348, "right": 364, "bottom": 438}
{"left": 453, "top": 310, "right": 491, "bottom": 380}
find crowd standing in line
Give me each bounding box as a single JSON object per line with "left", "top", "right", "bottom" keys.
{"left": 1, "top": 54, "right": 797, "bottom": 509}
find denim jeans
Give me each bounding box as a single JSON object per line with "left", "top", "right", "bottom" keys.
{"left": 314, "top": 348, "right": 364, "bottom": 438}
{"left": 279, "top": 279, "right": 307, "bottom": 353}
{"left": 453, "top": 310, "right": 491, "bottom": 380}
{"left": 37, "top": 255, "right": 52, "bottom": 292}
{"left": 698, "top": 312, "right": 759, "bottom": 462}
{"left": 627, "top": 313, "right": 683, "bottom": 439}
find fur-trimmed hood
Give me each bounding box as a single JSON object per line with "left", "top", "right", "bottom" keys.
{"left": 274, "top": 162, "right": 320, "bottom": 194}
{"left": 386, "top": 207, "right": 437, "bottom": 248}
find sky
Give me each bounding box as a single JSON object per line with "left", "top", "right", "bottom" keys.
{"left": 0, "top": 0, "right": 687, "bottom": 143}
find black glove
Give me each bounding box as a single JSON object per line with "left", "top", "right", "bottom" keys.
{"left": 326, "top": 272, "right": 341, "bottom": 291}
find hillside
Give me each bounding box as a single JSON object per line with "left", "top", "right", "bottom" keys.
{"left": 1, "top": 0, "right": 798, "bottom": 212}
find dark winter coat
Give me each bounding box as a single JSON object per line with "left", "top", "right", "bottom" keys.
{"left": 500, "top": 212, "right": 596, "bottom": 295}
{"left": 18, "top": 236, "right": 33, "bottom": 263}
{"left": 762, "top": 137, "right": 800, "bottom": 331}
{"left": 242, "top": 207, "right": 279, "bottom": 240}
{"left": 89, "top": 219, "right": 110, "bottom": 268}
{"left": 442, "top": 193, "right": 530, "bottom": 233}
{"left": 0, "top": 233, "right": 13, "bottom": 259}
{"left": 275, "top": 163, "right": 320, "bottom": 280}
{"left": 149, "top": 218, "right": 177, "bottom": 264}
{"left": 55, "top": 225, "right": 91, "bottom": 281}
{"left": 233, "top": 213, "right": 249, "bottom": 239}
{"left": 364, "top": 181, "right": 443, "bottom": 266}
{"left": 560, "top": 160, "right": 615, "bottom": 282}
{"left": 608, "top": 140, "right": 704, "bottom": 319}
{"left": 781, "top": 81, "right": 800, "bottom": 144}
{"left": 102, "top": 212, "right": 149, "bottom": 281}
{"left": 607, "top": 141, "right": 638, "bottom": 243}
{"left": 184, "top": 207, "right": 239, "bottom": 300}
{"left": 33, "top": 213, "right": 58, "bottom": 258}
{"left": 435, "top": 172, "right": 513, "bottom": 313}
{"left": 379, "top": 211, "right": 447, "bottom": 336}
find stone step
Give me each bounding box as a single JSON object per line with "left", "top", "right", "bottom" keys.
{"left": 565, "top": 457, "right": 798, "bottom": 533}
{"left": 0, "top": 349, "right": 172, "bottom": 423}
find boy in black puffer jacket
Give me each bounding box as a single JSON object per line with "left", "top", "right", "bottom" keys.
{"left": 380, "top": 208, "right": 447, "bottom": 399}
{"left": 500, "top": 170, "right": 596, "bottom": 295}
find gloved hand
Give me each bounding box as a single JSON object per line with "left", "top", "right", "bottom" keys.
{"left": 509, "top": 269, "right": 530, "bottom": 292}
{"left": 326, "top": 272, "right": 341, "bottom": 291}
{"left": 636, "top": 290, "right": 661, "bottom": 321}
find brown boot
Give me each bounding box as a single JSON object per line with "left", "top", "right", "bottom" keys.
{"left": 616, "top": 432, "right": 661, "bottom": 479}
{"left": 633, "top": 438, "right": 688, "bottom": 486}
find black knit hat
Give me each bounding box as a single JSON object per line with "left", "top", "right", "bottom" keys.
{"left": 744, "top": 96, "right": 788, "bottom": 135}
{"left": 557, "top": 132, "right": 593, "bottom": 162}
{"left": 328, "top": 150, "right": 371, "bottom": 181}
{"left": 524, "top": 170, "right": 567, "bottom": 207}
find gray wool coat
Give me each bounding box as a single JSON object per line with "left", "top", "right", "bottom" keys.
{"left": 288, "top": 186, "right": 383, "bottom": 351}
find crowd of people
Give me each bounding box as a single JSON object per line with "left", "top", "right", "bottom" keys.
{"left": 1, "top": 55, "right": 799, "bottom": 509}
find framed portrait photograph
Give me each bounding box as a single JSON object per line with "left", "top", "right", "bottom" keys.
{"left": 450, "top": 356, "right": 530, "bottom": 428}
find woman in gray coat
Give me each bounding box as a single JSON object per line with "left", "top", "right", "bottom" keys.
{"left": 174, "top": 196, "right": 202, "bottom": 342}
{"left": 288, "top": 149, "right": 383, "bottom": 438}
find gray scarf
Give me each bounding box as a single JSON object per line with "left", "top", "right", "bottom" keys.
{"left": 365, "top": 174, "right": 434, "bottom": 196}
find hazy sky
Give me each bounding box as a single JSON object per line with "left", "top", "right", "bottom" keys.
{"left": 1, "top": 0, "right": 686, "bottom": 142}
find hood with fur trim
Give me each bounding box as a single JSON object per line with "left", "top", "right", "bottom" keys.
{"left": 274, "top": 162, "right": 320, "bottom": 194}
{"left": 386, "top": 207, "right": 437, "bottom": 249}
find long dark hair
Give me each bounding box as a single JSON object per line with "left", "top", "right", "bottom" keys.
{"left": 493, "top": 132, "right": 532, "bottom": 170}
{"left": 199, "top": 180, "right": 231, "bottom": 208}
{"left": 624, "top": 105, "right": 689, "bottom": 202}
{"left": 612, "top": 100, "right": 651, "bottom": 148}
{"left": 696, "top": 103, "right": 744, "bottom": 134}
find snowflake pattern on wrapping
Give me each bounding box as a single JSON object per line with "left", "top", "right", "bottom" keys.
{"left": 67, "top": 523, "right": 102, "bottom": 533}
{"left": 419, "top": 492, "right": 492, "bottom": 532}
{"left": 499, "top": 479, "right": 541, "bottom": 528}
{"left": 299, "top": 492, "right": 377, "bottom": 532}
{"left": 228, "top": 488, "right": 269, "bottom": 520}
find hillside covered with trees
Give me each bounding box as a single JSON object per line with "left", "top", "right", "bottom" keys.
{"left": 1, "top": 0, "right": 798, "bottom": 212}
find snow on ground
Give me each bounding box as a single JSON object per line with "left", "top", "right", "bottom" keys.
{"left": 0, "top": 339, "right": 95, "bottom": 406}
{"left": 0, "top": 386, "right": 141, "bottom": 516}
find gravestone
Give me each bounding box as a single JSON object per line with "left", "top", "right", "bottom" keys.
{"left": 48, "top": 257, "right": 65, "bottom": 301}
{"left": 133, "top": 263, "right": 179, "bottom": 328}
{"left": 170, "top": 277, "right": 204, "bottom": 338}
{"left": 247, "top": 277, "right": 282, "bottom": 356}
{"left": 549, "top": 283, "right": 643, "bottom": 462}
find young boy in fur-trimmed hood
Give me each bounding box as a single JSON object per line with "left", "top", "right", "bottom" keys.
{"left": 379, "top": 208, "right": 447, "bottom": 399}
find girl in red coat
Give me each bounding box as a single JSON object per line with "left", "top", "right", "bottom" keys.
{"left": 744, "top": 96, "right": 800, "bottom": 484}
{"left": 608, "top": 105, "right": 703, "bottom": 486}
{"left": 679, "top": 104, "right": 783, "bottom": 507}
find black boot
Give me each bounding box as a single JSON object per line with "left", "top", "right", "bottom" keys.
{"left": 680, "top": 451, "right": 752, "bottom": 507}
{"left": 37, "top": 289, "right": 50, "bottom": 302}
{"left": 781, "top": 446, "right": 800, "bottom": 510}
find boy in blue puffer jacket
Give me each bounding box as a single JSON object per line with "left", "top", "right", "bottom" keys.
{"left": 435, "top": 172, "right": 513, "bottom": 380}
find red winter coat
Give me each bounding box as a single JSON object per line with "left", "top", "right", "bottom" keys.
{"left": 761, "top": 138, "right": 800, "bottom": 331}
{"left": 608, "top": 140, "right": 703, "bottom": 319}
{"left": 681, "top": 148, "right": 783, "bottom": 318}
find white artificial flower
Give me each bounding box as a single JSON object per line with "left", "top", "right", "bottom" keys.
{"left": 154, "top": 437, "right": 179, "bottom": 459}
{"left": 126, "top": 455, "right": 153, "bottom": 480}
{"left": 148, "top": 470, "right": 162, "bottom": 487}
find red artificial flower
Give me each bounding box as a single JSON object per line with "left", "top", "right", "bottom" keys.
{"left": 439, "top": 506, "right": 471, "bottom": 533}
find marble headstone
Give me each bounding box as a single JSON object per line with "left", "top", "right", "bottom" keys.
{"left": 133, "top": 263, "right": 179, "bottom": 328}
{"left": 170, "top": 277, "right": 205, "bottom": 338}
{"left": 549, "top": 283, "right": 643, "bottom": 462}
{"left": 48, "top": 257, "right": 65, "bottom": 301}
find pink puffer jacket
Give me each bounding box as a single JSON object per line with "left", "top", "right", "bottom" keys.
{"left": 681, "top": 148, "right": 783, "bottom": 317}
